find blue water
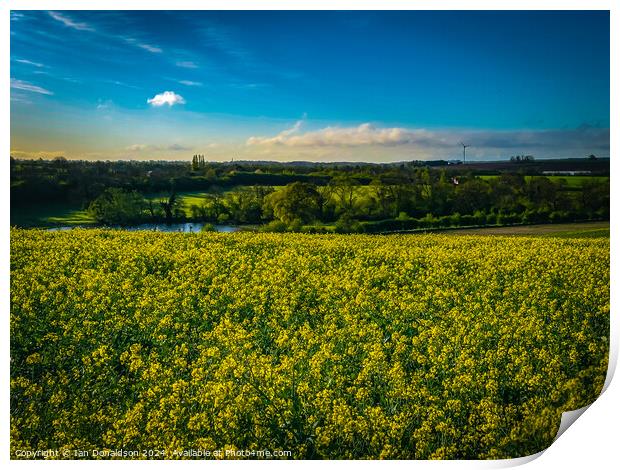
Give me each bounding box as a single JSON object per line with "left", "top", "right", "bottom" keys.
{"left": 48, "top": 223, "right": 242, "bottom": 233}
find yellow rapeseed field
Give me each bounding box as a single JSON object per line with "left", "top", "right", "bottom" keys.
{"left": 10, "top": 229, "right": 609, "bottom": 459}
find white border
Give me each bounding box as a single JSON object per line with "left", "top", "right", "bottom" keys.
{"left": 2, "top": 1, "right": 617, "bottom": 468}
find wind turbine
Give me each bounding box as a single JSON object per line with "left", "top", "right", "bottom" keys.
{"left": 460, "top": 142, "right": 470, "bottom": 164}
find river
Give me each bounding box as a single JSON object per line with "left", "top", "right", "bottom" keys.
{"left": 47, "top": 223, "right": 244, "bottom": 233}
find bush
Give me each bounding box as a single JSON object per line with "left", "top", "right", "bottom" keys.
{"left": 333, "top": 214, "right": 350, "bottom": 233}
{"left": 449, "top": 213, "right": 462, "bottom": 227}
{"left": 434, "top": 215, "right": 452, "bottom": 228}
{"left": 418, "top": 213, "right": 438, "bottom": 229}
{"left": 460, "top": 214, "right": 476, "bottom": 226}
{"left": 521, "top": 209, "right": 538, "bottom": 225}
{"left": 473, "top": 210, "right": 487, "bottom": 225}
{"left": 335, "top": 214, "right": 363, "bottom": 233}
{"left": 287, "top": 219, "right": 304, "bottom": 233}
{"left": 259, "top": 220, "right": 288, "bottom": 233}
{"left": 486, "top": 211, "right": 497, "bottom": 225}
{"left": 496, "top": 212, "right": 521, "bottom": 225}
{"left": 301, "top": 225, "right": 329, "bottom": 234}
{"left": 549, "top": 211, "right": 570, "bottom": 224}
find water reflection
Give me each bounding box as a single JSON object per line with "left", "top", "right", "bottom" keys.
{"left": 48, "top": 223, "right": 242, "bottom": 233}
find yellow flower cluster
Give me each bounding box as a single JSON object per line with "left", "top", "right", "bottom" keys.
{"left": 10, "top": 228, "right": 609, "bottom": 459}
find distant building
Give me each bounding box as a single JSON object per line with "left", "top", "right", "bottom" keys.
{"left": 542, "top": 170, "right": 592, "bottom": 176}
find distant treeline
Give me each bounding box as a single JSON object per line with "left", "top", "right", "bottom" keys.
{"left": 10, "top": 156, "right": 609, "bottom": 208}
{"left": 10, "top": 157, "right": 377, "bottom": 207}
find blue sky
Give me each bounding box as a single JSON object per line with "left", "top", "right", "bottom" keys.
{"left": 10, "top": 10, "right": 610, "bottom": 162}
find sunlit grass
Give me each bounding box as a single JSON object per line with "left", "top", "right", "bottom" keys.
{"left": 477, "top": 175, "right": 609, "bottom": 188}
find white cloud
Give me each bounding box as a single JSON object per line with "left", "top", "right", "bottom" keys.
{"left": 137, "top": 43, "right": 162, "bottom": 53}
{"left": 48, "top": 11, "right": 94, "bottom": 31}
{"left": 10, "top": 78, "right": 53, "bottom": 95}
{"left": 10, "top": 93, "right": 33, "bottom": 105}
{"left": 232, "top": 83, "right": 267, "bottom": 90}
{"left": 126, "top": 143, "right": 192, "bottom": 152}
{"left": 15, "top": 59, "right": 46, "bottom": 68}
{"left": 46, "top": 16, "right": 161, "bottom": 54}
{"left": 246, "top": 122, "right": 610, "bottom": 160}
{"left": 248, "top": 123, "right": 430, "bottom": 147}
{"left": 201, "top": 25, "right": 248, "bottom": 61}
{"left": 176, "top": 61, "right": 198, "bottom": 69}
{"left": 123, "top": 37, "right": 162, "bottom": 53}
{"left": 179, "top": 80, "right": 203, "bottom": 87}
{"left": 147, "top": 91, "right": 186, "bottom": 107}
{"left": 96, "top": 99, "right": 113, "bottom": 110}
{"left": 247, "top": 119, "right": 305, "bottom": 146}
{"left": 105, "top": 79, "right": 140, "bottom": 89}
{"left": 168, "top": 143, "right": 192, "bottom": 151}
{"left": 126, "top": 144, "right": 149, "bottom": 152}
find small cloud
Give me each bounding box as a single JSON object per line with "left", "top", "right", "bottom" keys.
{"left": 576, "top": 120, "right": 604, "bottom": 130}
{"left": 48, "top": 11, "right": 94, "bottom": 31}
{"left": 137, "top": 43, "right": 163, "bottom": 53}
{"left": 201, "top": 25, "right": 248, "bottom": 61}
{"left": 15, "top": 58, "right": 46, "bottom": 68}
{"left": 178, "top": 80, "right": 202, "bottom": 87}
{"left": 31, "top": 70, "right": 80, "bottom": 84}
{"left": 176, "top": 61, "right": 198, "bottom": 69}
{"left": 126, "top": 144, "right": 149, "bottom": 152}
{"left": 11, "top": 12, "right": 25, "bottom": 21}
{"left": 230, "top": 82, "right": 268, "bottom": 90}
{"left": 147, "top": 91, "right": 186, "bottom": 107}
{"left": 10, "top": 93, "right": 33, "bottom": 105}
{"left": 123, "top": 37, "right": 162, "bottom": 53}
{"left": 126, "top": 143, "right": 192, "bottom": 152}
{"left": 247, "top": 118, "right": 305, "bottom": 146}
{"left": 11, "top": 78, "right": 53, "bottom": 95}
{"left": 167, "top": 143, "right": 192, "bottom": 151}
{"left": 61, "top": 77, "right": 81, "bottom": 84}
{"left": 96, "top": 99, "right": 113, "bottom": 110}
{"left": 105, "top": 79, "right": 140, "bottom": 89}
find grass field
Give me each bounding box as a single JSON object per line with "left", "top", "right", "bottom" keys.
{"left": 477, "top": 175, "right": 609, "bottom": 188}
{"left": 10, "top": 202, "right": 95, "bottom": 228}
{"left": 145, "top": 191, "right": 215, "bottom": 217}
{"left": 442, "top": 221, "right": 609, "bottom": 238}
{"left": 11, "top": 229, "right": 609, "bottom": 459}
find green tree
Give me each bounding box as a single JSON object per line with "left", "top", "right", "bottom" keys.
{"left": 454, "top": 179, "right": 492, "bottom": 215}
{"left": 87, "top": 188, "right": 146, "bottom": 224}
{"left": 263, "top": 182, "right": 321, "bottom": 224}
{"left": 330, "top": 176, "right": 359, "bottom": 215}
{"left": 159, "top": 192, "right": 182, "bottom": 222}
{"left": 226, "top": 186, "right": 272, "bottom": 223}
